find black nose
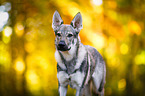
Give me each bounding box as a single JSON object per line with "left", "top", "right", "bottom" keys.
{"left": 58, "top": 41, "right": 66, "bottom": 47}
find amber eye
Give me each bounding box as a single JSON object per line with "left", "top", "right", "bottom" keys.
{"left": 67, "top": 34, "right": 73, "bottom": 37}
{"left": 56, "top": 33, "right": 61, "bottom": 37}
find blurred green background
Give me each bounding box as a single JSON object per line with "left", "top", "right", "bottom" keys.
{"left": 0, "top": 0, "right": 145, "bottom": 96}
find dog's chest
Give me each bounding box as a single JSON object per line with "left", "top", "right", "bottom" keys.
{"left": 57, "top": 71, "right": 84, "bottom": 89}
{"left": 57, "top": 58, "right": 88, "bottom": 89}
{"left": 64, "top": 59, "right": 77, "bottom": 74}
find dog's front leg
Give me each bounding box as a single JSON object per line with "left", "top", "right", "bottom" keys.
{"left": 59, "top": 86, "right": 68, "bottom": 96}
{"left": 76, "top": 87, "right": 84, "bottom": 96}
{"left": 76, "top": 88, "right": 81, "bottom": 96}
{"left": 57, "top": 71, "right": 69, "bottom": 96}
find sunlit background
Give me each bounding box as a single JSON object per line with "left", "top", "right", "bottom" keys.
{"left": 0, "top": 0, "right": 145, "bottom": 96}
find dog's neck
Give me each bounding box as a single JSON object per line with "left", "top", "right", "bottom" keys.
{"left": 55, "top": 42, "right": 87, "bottom": 71}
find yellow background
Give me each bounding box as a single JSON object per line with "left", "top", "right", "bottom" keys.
{"left": 0, "top": 0, "right": 145, "bottom": 96}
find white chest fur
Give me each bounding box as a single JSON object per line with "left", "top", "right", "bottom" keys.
{"left": 57, "top": 71, "right": 84, "bottom": 89}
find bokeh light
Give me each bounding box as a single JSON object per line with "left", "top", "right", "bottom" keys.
{"left": 14, "top": 22, "right": 24, "bottom": 37}
{"left": 120, "top": 43, "right": 129, "bottom": 55}
{"left": 92, "top": 0, "right": 103, "bottom": 6}
{"left": 24, "top": 42, "right": 35, "bottom": 53}
{"left": 118, "top": 79, "right": 126, "bottom": 91}
{"left": 3, "top": 26, "right": 12, "bottom": 37}
{"left": 128, "top": 21, "right": 141, "bottom": 35}
{"left": 26, "top": 70, "right": 41, "bottom": 93}
{"left": 2, "top": 26, "right": 12, "bottom": 44}
{"left": 134, "top": 51, "right": 145, "bottom": 65}
{"left": 14, "top": 57, "right": 25, "bottom": 74}
{"left": 0, "top": 2, "right": 10, "bottom": 31}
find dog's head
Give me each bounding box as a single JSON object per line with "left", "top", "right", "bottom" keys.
{"left": 52, "top": 11, "right": 82, "bottom": 51}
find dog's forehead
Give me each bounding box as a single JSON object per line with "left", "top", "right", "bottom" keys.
{"left": 59, "top": 24, "right": 75, "bottom": 33}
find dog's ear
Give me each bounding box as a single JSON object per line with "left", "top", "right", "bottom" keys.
{"left": 52, "top": 11, "right": 63, "bottom": 31}
{"left": 71, "top": 12, "right": 83, "bottom": 33}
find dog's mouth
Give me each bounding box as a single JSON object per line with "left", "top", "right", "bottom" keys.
{"left": 57, "top": 46, "right": 71, "bottom": 51}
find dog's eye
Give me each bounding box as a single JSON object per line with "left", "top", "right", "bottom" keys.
{"left": 67, "top": 34, "right": 73, "bottom": 37}
{"left": 57, "top": 33, "right": 61, "bottom": 37}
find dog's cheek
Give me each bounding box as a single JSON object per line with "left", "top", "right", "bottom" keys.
{"left": 55, "top": 40, "right": 58, "bottom": 46}
{"left": 66, "top": 38, "right": 72, "bottom": 47}
{"left": 56, "top": 38, "right": 61, "bottom": 45}
{"left": 72, "top": 38, "right": 77, "bottom": 45}
{"left": 72, "top": 39, "right": 75, "bottom": 45}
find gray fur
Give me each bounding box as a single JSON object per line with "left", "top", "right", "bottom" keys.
{"left": 71, "top": 12, "right": 83, "bottom": 33}
{"left": 52, "top": 11, "right": 106, "bottom": 96}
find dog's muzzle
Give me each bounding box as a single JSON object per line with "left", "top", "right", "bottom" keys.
{"left": 57, "top": 41, "right": 71, "bottom": 51}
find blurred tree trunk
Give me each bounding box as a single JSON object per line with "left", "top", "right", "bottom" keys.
{"left": 125, "top": 35, "right": 138, "bottom": 96}
{"left": 10, "top": 0, "right": 18, "bottom": 95}
{"left": 10, "top": 0, "right": 27, "bottom": 95}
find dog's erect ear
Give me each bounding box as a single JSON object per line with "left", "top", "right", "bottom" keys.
{"left": 71, "top": 12, "right": 83, "bottom": 33}
{"left": 52, "top": 11, "right": 63, "bottom": 31}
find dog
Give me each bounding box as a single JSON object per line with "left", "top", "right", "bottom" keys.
{"left": 52, "top": 11, "right": 106, "bottom": 96}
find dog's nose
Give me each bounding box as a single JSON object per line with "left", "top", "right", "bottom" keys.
{"left": 58, "top": 41, "right": 66, "bottom": 47}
